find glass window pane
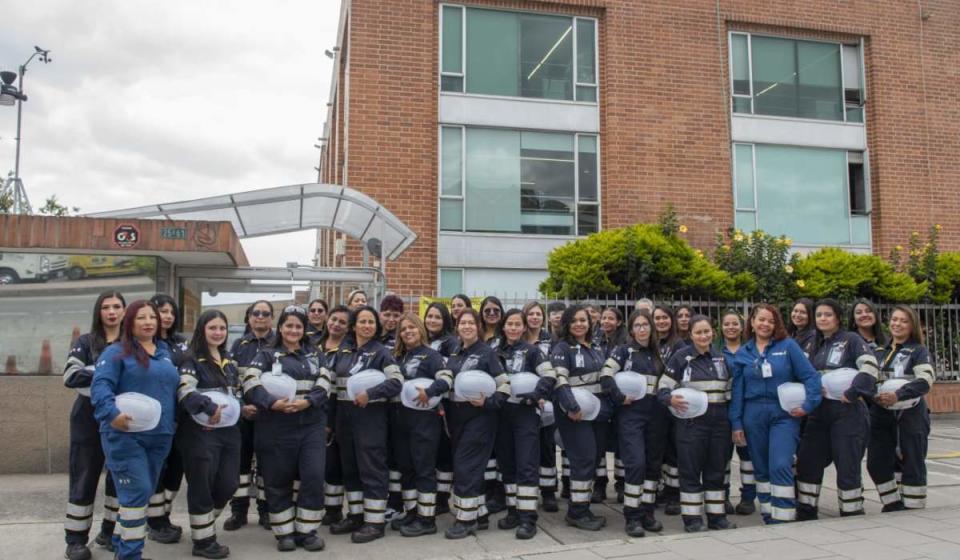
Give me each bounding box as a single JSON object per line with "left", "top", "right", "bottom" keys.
{"left": 576, "top": 19, "right": 596, "bottom": 84}
{"left": 731, "top": 34, "right": 750, "bottom": 95}
{"left": 577, "top": 204, "right": 599, "bottom": 235}
{"left": 441, "top": 127, "right": 462, "bottom": 196}
{"left": 576, "top": 85, "right": 597, "bottom": 102}
{"left": 842, "top": 44, "right": 861, "bottom": 91}
{"left": 466, "top": 9, "right": 519, "bottom": 96}
{"left": 845, "top": 107, "right": 863, "bottom": 123}
{"left": 441, "top": 75, "right": 463, "bottom": 92}
{"left": 521, "top": 131, "right": 574, "bottom": 235}
{"left": 442, "top": 6, "right": 463, "bottom": 74}
{"left": 851, "top": 215, "right": 870, "bottom": 246}
{"left": 520, "top": 13, "right": 573, "bottom": 100}
{"left": 752, "top": 36, "right": 798, "bottom": 118}
{"left": 735, "top": 210, "right": 756, "bottom": 232}
{"left": 578, "top": 135, "right": 598, "bottom": 202}
{"left": 465, "top": 128, "right": 522, "bottom": 232}
{"left": 439, "top": 268, "right": 463, "bottom": 298}
{"left": 734, "top": 144, "right": 755, "bottom": 209}
{"left": 440, "top": 199, "right": 463, "bottom": 231}
{"left": 796, "top": 40, "right": 842, "bottom": 120}
{"left": 755, "top": 145, "right": 849, "bottom": 245}
{"left": 732, "top": 96, "right": 751, "bottom": 113}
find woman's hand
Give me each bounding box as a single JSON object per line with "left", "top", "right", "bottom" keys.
{"left": 732, "top": 430, "right": 746, "bottom": 447}
{"left": 623, "top": 396, "right": 634, "bottom": 406}
{"left": 285, "top": 399, "right": 310, "bottom": 413}
{"left": 416, "top": 387, "right": 431, "bottom": 407}
{"left": 568, "top": 410, "right": 583, "bottom": 422}
{"left": 241, "top": 404, "right": 258, "bottom": 419}
{"left": 209, "top": 405, "right": 224, "bottom": 425}
{"left": 271, "top": 399, "right": 290, "bottom": 412}
{"left": 840, "top": 393, "right": 852, "bottom": 404}
{"left": 874, "top": 392, "right": 898, "bottom": 407}
{"left": 111, "top": 413, "right": 132, "bottom": 432}
{"left": 789, "top": 406, "right": 807, "bottom": 418}
{"left": 469, "top": 393, "right": 487, "bottom": 408}
{"left": 354, "top": 391, "right": 370, "bottom": 408}
{"left": 670, "top": 395, "right": 689, "bottom": 413}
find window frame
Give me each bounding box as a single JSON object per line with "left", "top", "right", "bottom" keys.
{"left": 728, "top": 31, "right": 865, "bottom": 125}
{"left": 439, "top": 3, "right": 599, "bottom": 104}
{"left": 438, "top": 125, "right": 601, "bottom": 237}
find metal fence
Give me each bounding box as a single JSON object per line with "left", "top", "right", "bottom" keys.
{"left": 390, "top": 291, "right": 960, "bottom": 381}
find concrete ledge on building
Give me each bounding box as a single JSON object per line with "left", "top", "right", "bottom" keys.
{"left": 0, "top": 376, "right": 72, "bottom": 474}
{"left": 928, "top": 381, "right": 960, "bottom": 413}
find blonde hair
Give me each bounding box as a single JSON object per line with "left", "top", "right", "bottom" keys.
{"left": 393, "top": 312, "right": 429, "bottom": 358}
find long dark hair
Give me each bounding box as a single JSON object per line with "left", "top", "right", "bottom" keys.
{"left": 849, "top": 298, "right": 887, "bottom": 346}
{"left": 653, "top": 305, "right": 680, "bottom": 347}
{"left": 788, "top": 298, "right": 815, "bottom": 336}
{"left": 814, "top": 298, "right": 846, "bottom": 350}
{"left": 349, "top": 305, "right": 383, "bottom": 341}
{"left": 499, "top": 308, "right": 528, "bottom": 344}
{"left": 243, "top": 299, "right": 275, "bottom": 335}
{"left": 187, "top": 309, "right": 230, "bottom": 364}
{"left": 307, "top": 298, "right": 329, "bottom": 329}
{"left": 479, "top": 296, "right": 504, "bottom": 338}
{"left": 675, "top": 304, "right": 694, "bottom": 340}
{"left": 90, "top": 290, "right": 126, "bottom": 354}
{"left": 149, "top": 293, "right": 180, "bottom": 340}
{"left": 119, "top": 300, "right": 159, "bottom": 369}
{"left": 559, "top": 304, "right": 593, "bottom": 346}
{"left": 599, "top": 306, "right": 628, "bottom": 347}
{"left": 626, "top": 308, "right": 663, "bottom": 370}
{"left": 273, "top": 305, "right": 311, "bottom": 349}
{"left": 319, "top": 304, "right": 350, "bottom": 347}
{"left": 424, "top": 301, "right": 454, "bottom": 339}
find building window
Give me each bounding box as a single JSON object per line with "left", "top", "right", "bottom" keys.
{"left": 440, "top": 4, "right": 598, "bottom": 103}
{"left": 439, "top": 126, "right": 599, "bottom": 236}
{"left": 439, "top": 268, "right": 464, "bottom": 297}
{"left": 730, "top": 33, "right": 864, "bottom": 123}
{"left": 733, "top": 143, "right": 870, "bottom": 247}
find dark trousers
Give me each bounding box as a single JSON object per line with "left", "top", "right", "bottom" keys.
{"left": 447, "top": 402, "right": 497, "bottom": 522}
{"left": 336, "top": 401, "right": 389, "bottom": 524}
{"left": 616, "top": 396, "right": 659, "bottom": 520}
{"left": 177, "top": 422, "right": 241, "bottom": 542}
{"left": 229, "top": 418, "right": 265, "bottom": 515}
{"left": 147, "top": 439, "right": 183, "bottom": 527}
{"left": 395, "top": 407, "right": 442, "bottom": 518}
{"left": 725, "top": 444, "right": 757, "bottom": 502}
{"left": 436, "top": 420, "right": 454, "bottom": 499}
{"left": 676, "top": 405, "right": 732, "bottom": 520}
{"left": 324, "top": 437, "right": 344, "bottom": 514}
{"left": 555, "top": 396, "right": 612, "bottom": 518}
{"left": 539, "top": 424, "right": 558, "bottom": 493}
{"left": 867, "top": 400, "right": 930, "bottom": 509}
{"left": 660, "top": 409, "right": 680, "bottom": 502}
{"left": 495, "top": 403, "right": 541, "bottom": 522}
{"left": 255, "top": 417, "right": 326, "bottom": 537}
{"left": 387, "top": 404, "right": 403, "bottom": 511}
{"left": 796, "top": 399, "right": 869, "bottom": 516}
{"left": 65, "top": 397, "right": 118, "bottom": 545}
{"left": 101, "top": 431, "right": 172, "bottom": 560}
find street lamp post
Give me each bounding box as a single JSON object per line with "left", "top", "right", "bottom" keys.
{"left": 1, "top": 46, "right": 52, "bottom": 214}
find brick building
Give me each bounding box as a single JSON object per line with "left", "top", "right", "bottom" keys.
{"left": 315, "top": 0, "right": 960, "bottom": 297}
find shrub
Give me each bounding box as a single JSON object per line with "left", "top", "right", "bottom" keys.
{"left": 931, "top": 253, "right": 960, "bottom": 303}
{"left": 714, "top": 228, "right": 799, "bottom": 302}
{"left": 793, "top": 247, "right": 927, "bottom": 302}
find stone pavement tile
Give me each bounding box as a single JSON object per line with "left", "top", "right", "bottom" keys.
{"left": 819, "top": 515, "right": 885, "bottom": 531}
{"left": 591, "top": 541, "right": 668, "bottom": 558}
{"left": 904, "top": 541, "right": 960, "bottom": 560}
{"left": 733, "top": 538, "right": 837, "bottom": 560}
{"left": 520, "top": 548, "right": 603, "bottom": 560}
{"left": 847, "top": 526, "right": 939, "bottom": 547}
{"left": 709, "top": 526, "right": 785, "bottom": 544}
{"left": 872, "top": 512, "right": 959, "bottom": 535}
{"left": 768, "top": 523, "right": 864, "bottom": 545}
{"left": 822, "top": 539, "right": 924, "bottom": 560}
{"left": 657, "top": 536, "right": 746, "bottom": 559}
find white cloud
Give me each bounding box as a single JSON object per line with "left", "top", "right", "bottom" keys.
{"left": 0, "top": 0, "right": 341, "bottom": 266}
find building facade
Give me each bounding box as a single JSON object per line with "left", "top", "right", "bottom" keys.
{"left": 316, "top": 0, "right": 960, "bottom": 297}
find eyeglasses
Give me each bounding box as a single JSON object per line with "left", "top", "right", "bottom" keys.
{"left": 309, "top": 308, "right": 326, "bottom": 314}
{"left": 483, "top": 308, "right": 501, "bottom": 316}
{"left": 633, "top": 323, "right": 651, "bottom": 330}
{"left": 250, "top": 310, "right": 272, "bottom": 318}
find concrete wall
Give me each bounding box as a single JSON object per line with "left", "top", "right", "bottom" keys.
{"left": 2, "top": 374, "right": 959, "bottom": 474}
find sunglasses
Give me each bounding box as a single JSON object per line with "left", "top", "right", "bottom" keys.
{"left": 483, "top": 308, "right": 501, "bottom": 316}
{"left": 284, "top": 305, "right": 305, "bottom": 314}
{"left": 250, "top": 310, "right": 272, "bottom": 318}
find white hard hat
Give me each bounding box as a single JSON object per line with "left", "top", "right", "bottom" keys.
{"left": 878, "top": 379, "right": 921, "bottom": 410}
{"left": 669, "top": 388, "right": 708, "bottom": 419}
{"left": 346, "top": 369, "right": 386, "bottom": 400}
{"left": 453, "top": 370, "right": 496, "bottom": 402}
{"left": 615, "top": 371, "right": 648, "bottom": 400}
{"left": 822, "top": 367, "right": 859, "bottom": 400}
{"left": 508, "top": 372, "right": 539, "bottom": 403}
{"left": 777, "top": 382, "right": 808, "bottom": 413}
{"left": 260, "top": 372, "right": 297, "bottom": 402}
{"left": 191, "top": 391, "right": 241, "bottom": 428}
{"left": 540, "top": 401, "right": 555, "bottom": 427}
{"left": 570, "top": 387, "right": 601, "bottom": 421}
{"left": 115, "top": 392, "right": 162, "bottom": 432}
{"left": 400, "top": 378, "right": 442, "bottom": 410}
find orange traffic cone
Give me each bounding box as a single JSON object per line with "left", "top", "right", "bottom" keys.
{"left": 4, "top": 355, "right": 18, "bottom": 375}
{"left": 37, "top": 340, "right": 52, "bottom": 374}
{"left": 70, "top": 327, "right": 81, "bottom": 347}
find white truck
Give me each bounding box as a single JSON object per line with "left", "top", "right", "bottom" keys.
{"left": 0, "top": 252, "right": 68, "bottom": 284}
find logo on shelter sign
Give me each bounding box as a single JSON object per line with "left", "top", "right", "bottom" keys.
{"left": 193, "top": 223, "right": 217, "bottom": 248}
{"left": 113, "top": 224, "right": 140, "bottom": 249}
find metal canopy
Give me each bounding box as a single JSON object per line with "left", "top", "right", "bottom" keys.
{"left": 87, "top": 183, "right": 417, "bottom": 261}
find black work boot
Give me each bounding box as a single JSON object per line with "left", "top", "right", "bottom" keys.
{"left": 541, "top": 491, "right": 559, "bottom": 512}
{"left": 191, "top": 537, "right": 230, "bottom": 559}
{"left": 400, "top": 515, "right": 438, "bottom": 537}
{"left": 329, "top": 514, "right": 363, "bottom": 535}
{"left": 64, "top": 543, "right": 92, "bottom": 560}
{"left": 351, "top": 523, "right": 385, "bottom": 544}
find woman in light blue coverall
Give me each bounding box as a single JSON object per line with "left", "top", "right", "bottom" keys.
{"left": 92, "top": 300, "right": 179, "bottom": 559}
{"left": 730, "top": 304, "right": 820, "bottom": 524}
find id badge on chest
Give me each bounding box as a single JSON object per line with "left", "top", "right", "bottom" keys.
{"left": 827, "top": 345, "right": 844, "bottom": 367}
{"left": 575, "top": 351, "right": 585, "bottom": 369}
{"left": 272, "top": 361, "right": 283, "bottom": 375}
{"left": 761, "top": 360, "right": 773, "bottom": 379}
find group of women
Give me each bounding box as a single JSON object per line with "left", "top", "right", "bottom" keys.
{"left": 61, "top": 289, "right": 936, "bottom": 559}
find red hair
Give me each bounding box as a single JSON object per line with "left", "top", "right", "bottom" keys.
{"left": 120, "top": 300, "right": 160, "bottom": 368}
{"left": 745, "top": 303, "right": 788, "bottom": 341}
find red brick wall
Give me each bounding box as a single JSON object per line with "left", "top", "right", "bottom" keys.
{"left": 926, "top": 382, "right": 960, "bottom": 414}
{"left": 323, "top": 0, "right": 960, "bottom": 295}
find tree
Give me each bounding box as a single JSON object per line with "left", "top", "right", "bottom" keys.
{"left": 36, "top": 195, "right": 78, "bottom": 216}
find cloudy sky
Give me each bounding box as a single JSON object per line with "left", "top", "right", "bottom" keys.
{"left": 0, "top": 1, "right": 341, "bottom": 267}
